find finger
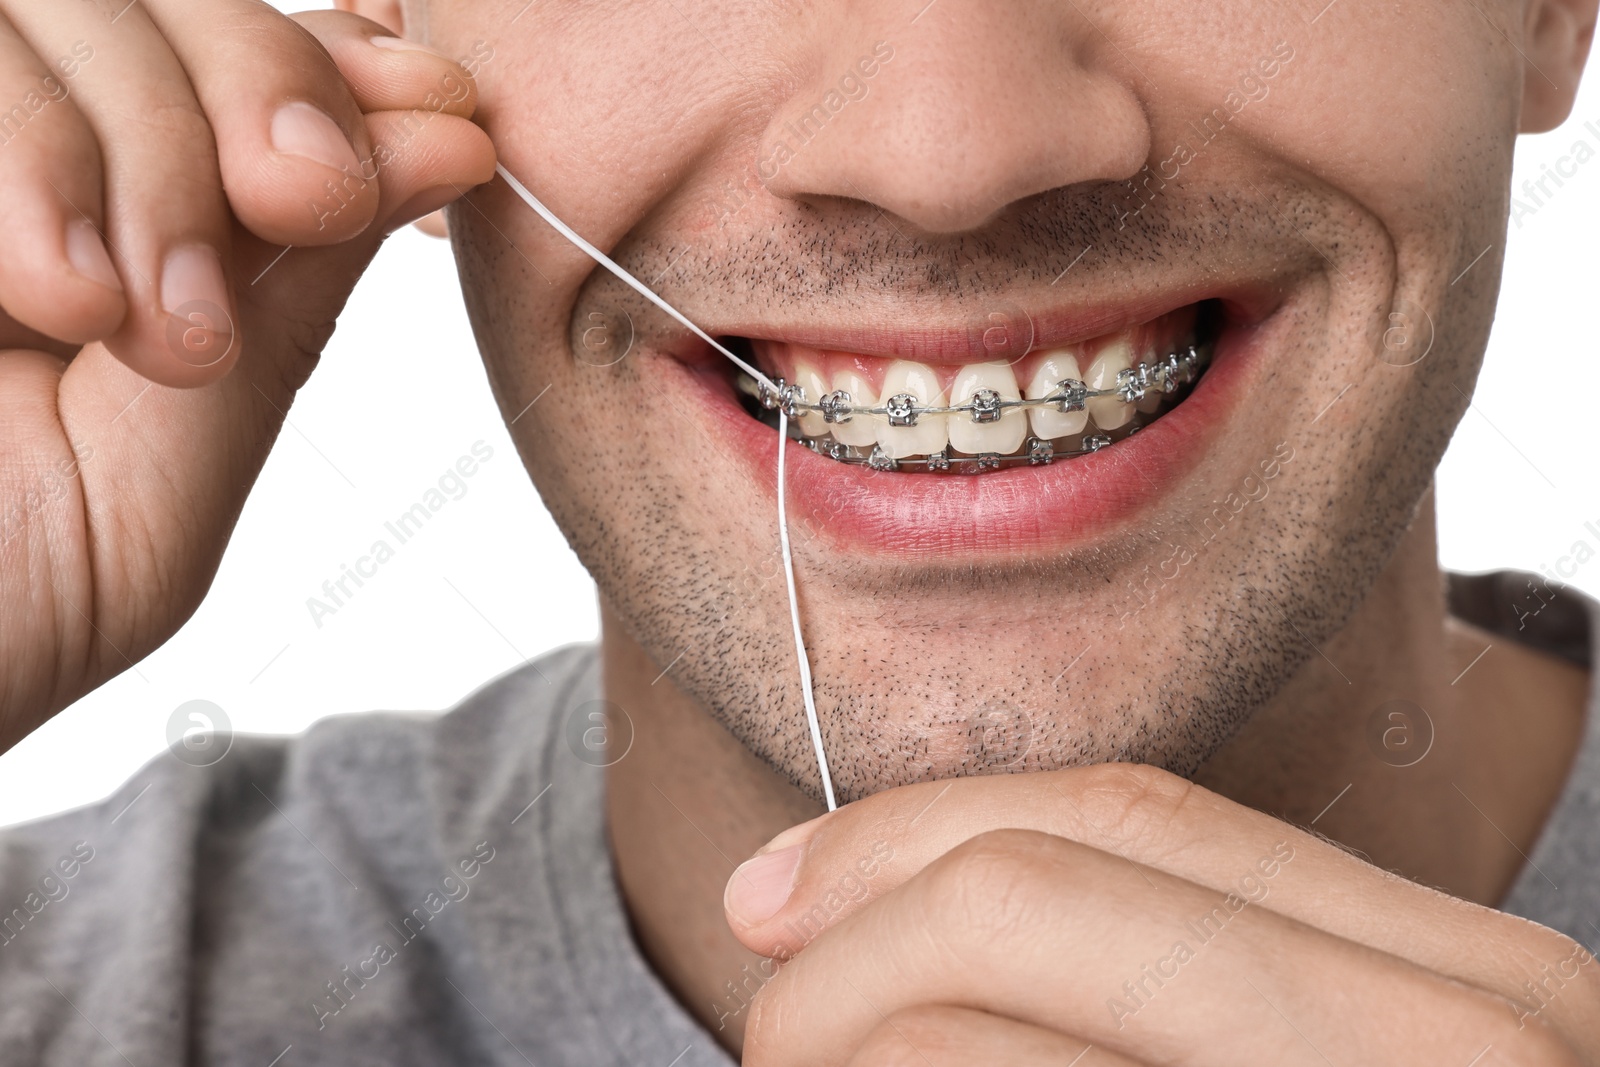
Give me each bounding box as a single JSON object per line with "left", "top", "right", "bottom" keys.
{"left": 743, "top": 830, "right": 1575, "bottom": 1067}
{"left": 0, "top": 12, "right": 124, "bottom": 343}
{"left": 727, "top": 764, "right": 1592, "bottom": 1019}
{"left": 361, "top": 106, "right": 496, "bottom": 233}
{"left": 7, "top": 1, "right": 238, "bottom": 388}
{"left": 289, "top": 13, "right": 493, "bottom": 234}
{"left": 840, "top": 1006, "right": 1147, "bottom": 1067}
{"left": 42, "top": 100, "right": 494, "bottom": 692}
{"left": 293, "top": 11, "right": 479, "bottom": 118}
{"left": 138, "top": 0, "right": 377, "bottom": 247}
{"left": 0, "top": 307, "right": 82, "bottom": 361}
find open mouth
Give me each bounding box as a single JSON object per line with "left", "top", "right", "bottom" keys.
{"left": 731, "top": 301, "right": 1219, "bottom": 473}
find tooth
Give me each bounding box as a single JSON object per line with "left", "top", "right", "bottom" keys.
{"left": 949, "top": 362, "right": 1026, "bottom": 455}
{"left": 1135, "top": 347, "right": 1164, "bottom": 414}
{"left": 794, "top": 359, "right": 829, "bottom": 437}
{"left": 1086, "top": 339, "right": 1135, "bottom": 431}
{"left": 1025, "top": 349, "right": 1089, "bottom": 440}
{"left": 876, "top": 360, "right": 949, "bottom": 459}
{"left": 827, "top": 366, "right": 879, "bottom": 447}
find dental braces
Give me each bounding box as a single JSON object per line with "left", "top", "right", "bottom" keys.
{"left": 742, "top": 342, "right": 1210, "bottom": 426}
{"left": 791, "top": 428, "right": 1135, "bottom": 473}
{"left": 740, "top": 341, "right": 1211, "bottom": 474}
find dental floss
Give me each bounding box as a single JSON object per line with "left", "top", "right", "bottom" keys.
{"left": 775, "top": 407, "right": 838, "bottom": 810}
{"left": 494, "top": 165, "right": 771, "bottom": 386}
{"left": 494, "top": 163, "right": 839, "bottom": 811}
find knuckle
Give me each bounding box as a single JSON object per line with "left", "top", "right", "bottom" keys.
{"left": 233, "top": 17, "right": 345, "bottom": 92}
{"left": 115, "top": 97, "right": 218, "bottom": 164}
{"left": 1498, "top": 923, "right": 1600, "bottom": 1027}
{"left": 1565, "top": 956, "right": 1600, "bottom": 1014}
{"left": 1494, "top": 1020, "right": 1586, "bottom": 1067}
{"left": 924, "top": 829, "right": 1059, "bottom": 950}
{"left": 741, "top": 977, "right": 794, "bottom": 1066}
{"left": 0, "top": 95, "right": 97, "bottom": 174}
{"left": 847, "top": 1008, "right": 955, "bottom": 1067}
{"left": 291, "top": 7, "right": 390, "bottom": 42}
{"left": 1441, "top": 983, "right": 1586, "bottom": 1067}
{"left": 1069, "top": 761, "right": 1198, "bottom": 856}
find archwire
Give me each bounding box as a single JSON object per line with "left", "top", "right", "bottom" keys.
{"left": 494, "top": 163, "right": 839, "bottom": 811}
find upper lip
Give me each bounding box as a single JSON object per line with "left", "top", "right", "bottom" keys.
{"left": 692, "top": 279, "right": 1280, "bottom": 366}
{"left": 624, "top": 247, "right": 1302, "bottom": 555}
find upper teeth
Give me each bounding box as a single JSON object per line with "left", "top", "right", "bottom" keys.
{"left": 1025, "top": 351, "right": 1088, "bottom": 440}
{"left": 949, "top": 364, "right": 1027, "bottom": 456}
{"left": 746, "top": 341, "right": 1208, "bottom": 471}
{"left": 878, "top": 360, "right": 948, "bottom": 459}
{"left": 754, "top": 343, "right": 1203, "bottom": 430}
{"left": 1085, "top": 339, "right": 1136, "bottom": 430}
{"left": 742, "top": 340, "right": 1203, "bottom": 473}
{"left": 826, "top": 368, "right": 878, "bottom": 448}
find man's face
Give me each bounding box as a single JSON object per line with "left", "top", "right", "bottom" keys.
{"left": 432, "top": 0, "right": 1529, "bottom": 802}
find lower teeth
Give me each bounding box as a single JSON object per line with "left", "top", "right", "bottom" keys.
{"left": 801, "top": 427, "right": 1124, "bottom": 473}
{"left": 741, "top": 341, "right": 1211, "bottom": 473}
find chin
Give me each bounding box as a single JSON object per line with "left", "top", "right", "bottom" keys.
{"left": 457, "top": 173, "right": 1484, "bottom": 804}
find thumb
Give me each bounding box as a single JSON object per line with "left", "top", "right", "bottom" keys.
{"left": 46, "top": 108, "right": 494, "bottom": 688}
{"left": 723, "top": 808, "right": 901, "bottom": 960}
{"left": 239, "top": 105, "right": 495, "bottom": 390}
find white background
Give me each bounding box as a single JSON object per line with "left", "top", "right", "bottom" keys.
{"left": 0, "top": 12, "right": 1596, "bottom": 827}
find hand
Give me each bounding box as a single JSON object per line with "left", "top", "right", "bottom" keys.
{"left": 0, "top": 1, "right": 495, "bottom": 746}
{"left": 725, "top": 764, "right": 1598, "bottom": 1065}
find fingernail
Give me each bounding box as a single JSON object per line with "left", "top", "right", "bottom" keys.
{"left": 369, "top": 35, "right": 452, "bottom": 61}
{"left": 385, "top": 187, "right": 458, "bottom": 233}
{"left": 161, "top": 245, "right": 228, "bottom": 315}
{"left": 271, "top": 101, "right": 361, "bottom": 173}
{"left": 66, "top": 219, "right": 121, "bottom": 292}
{"left": 725, "top": 844, "right": 803, "bottom": 926}
{"left": 161, "top": 245, "right": 235, "bottom": 367}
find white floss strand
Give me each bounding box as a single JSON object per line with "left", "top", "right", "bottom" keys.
{"left": 496, "top": 162, "right": 839, "bottom": 811}
{"left": 494, "top": 164, "right": 772, "bottom": 388}
{"left": 775, "top": 408, "right": 837, "bottom": 809}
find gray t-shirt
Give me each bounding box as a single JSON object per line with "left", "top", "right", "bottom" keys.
{"left": 0, "top": 571, "right": 1592, "bottom": 1065}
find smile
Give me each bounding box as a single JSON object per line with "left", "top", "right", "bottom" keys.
{"left": 735, "top": 303, "right": 1215, "bottom": 474}
{"left": 670, "top": 286, "right": 1282, "bottom": 556}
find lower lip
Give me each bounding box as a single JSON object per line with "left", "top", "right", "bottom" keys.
{"left": 677, "top": 314, "right": 1271, "bottom": 558}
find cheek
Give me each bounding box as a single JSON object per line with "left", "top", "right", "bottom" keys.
{"left": 1276, "top": 7, "right": 1519, "bottom": 229}
{"left": 438, "top": 0, "right": 1522, "bottom": 803}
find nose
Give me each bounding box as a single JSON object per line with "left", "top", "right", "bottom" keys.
{"left": 756, "top": 1, "right": 1151, "bottom": 234}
